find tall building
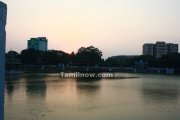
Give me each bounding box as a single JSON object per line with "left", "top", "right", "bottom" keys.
{"left": 143, "top": 44, "right": 154, "bottom": 56}
{"left": 0, "top": 1, "right": 7, "bottom": 119}
{"left": 28, "top": 37, "right": 48, "bottom": 51}
{"left": 167, "top": 43, "right": 179, "bottom": 54}
{"left": 143, "top": 41, "right": 178, "bottom": 58}
{"left": 154, "top": 42, "right": 168, "bottom": 58}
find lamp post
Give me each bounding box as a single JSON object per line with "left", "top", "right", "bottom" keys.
{"left": 0, "top": 1, "right": 7, "bottom": 120}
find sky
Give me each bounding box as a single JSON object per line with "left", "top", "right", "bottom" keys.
{"left": 1, "top": 0, "right": 180, "bottom": 58}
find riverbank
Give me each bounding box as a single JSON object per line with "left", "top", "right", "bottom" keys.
{"left": 16, "top": 66, "right": 180, "bottom": 75}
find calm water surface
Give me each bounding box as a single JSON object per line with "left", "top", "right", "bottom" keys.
{"left": 5, "top": 73, "right": 180, "bottom": 120}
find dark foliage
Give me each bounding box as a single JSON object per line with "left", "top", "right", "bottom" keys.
{"left": 75, "top": 46, "right": 103, "bottom": 66}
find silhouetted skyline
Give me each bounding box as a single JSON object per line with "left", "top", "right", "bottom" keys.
{"left": 2, "top": 0, "right": 180, "bottom": 58}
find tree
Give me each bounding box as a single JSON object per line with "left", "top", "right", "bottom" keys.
{"left": 20, "top": 49, "right": 41, "bottom": 65}
{"left": 20, "top": 49, "right": 71, "bottom": 65}
{"left": 158, "top": 53, "right": 180, "bottom": 68}
{"left": 75, "top": 46, "right": 103, "bottom": 66}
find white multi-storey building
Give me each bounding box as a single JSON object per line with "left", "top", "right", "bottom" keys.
{"left": 0, "top": 1, "right": 7, "bottom": 119}
{"left": 143, "top": 43, "right": 154, "bottom": 56}
{"left": 154, "top": 42, "right": 168, "bottom": 58}
{"left": 167, "top": 43, "right": 179, "bottom": 54}
{"left": 143, "top": 41, "right": 178, "bottom": 58}
{"left": 28, "top": 37, "right": 48, "bottom": 51}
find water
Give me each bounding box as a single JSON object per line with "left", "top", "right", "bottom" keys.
{"left": 5, "top": 73, "right": 180, "bottom": 120}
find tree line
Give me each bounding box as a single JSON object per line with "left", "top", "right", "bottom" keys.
{"left": 19, "top": 46, "right": 103, "bottom": 66}
{"left": 105, "top": 53, "right": 180, "bottom": 68}
{"left": 6, "top": 46, "right": 180, "bottom": 68}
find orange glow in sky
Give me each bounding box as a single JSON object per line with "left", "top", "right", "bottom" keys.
{"left": 2, "top": 0, "right": 180, "bottom": 58}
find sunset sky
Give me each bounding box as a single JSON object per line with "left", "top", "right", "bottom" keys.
{"left": 2, "top": 0, "right": 180, "bottom": 58}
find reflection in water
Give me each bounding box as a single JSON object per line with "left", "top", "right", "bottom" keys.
{"left": 5, "top": 75, "right": 21, "bottom": 97}
{"left": 21, "top": 74, "right": 47, "bottom": 98}
{"left": 141, "top": 81, "right": 179, "bottom": 105}
{"left": 24, "top": 74, "right": 47, "bottom": 119}
{"left": 76, "top": 78, "right": 101, "bottom": 95}
{"left": 75, "top": 78, "right": 102, "bottom": 113}
{"left": 5, "top": 80, "right": 15, "bottom": 97}
{"left": 26, "top": 80, "right": 46, "bottom": 98}
{"left": 5, "top": 73, "right": 180, "bottom": 120}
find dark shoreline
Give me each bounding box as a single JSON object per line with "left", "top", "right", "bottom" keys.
{"left": 21, "top": 66, "right": 180, "bottom": 75}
